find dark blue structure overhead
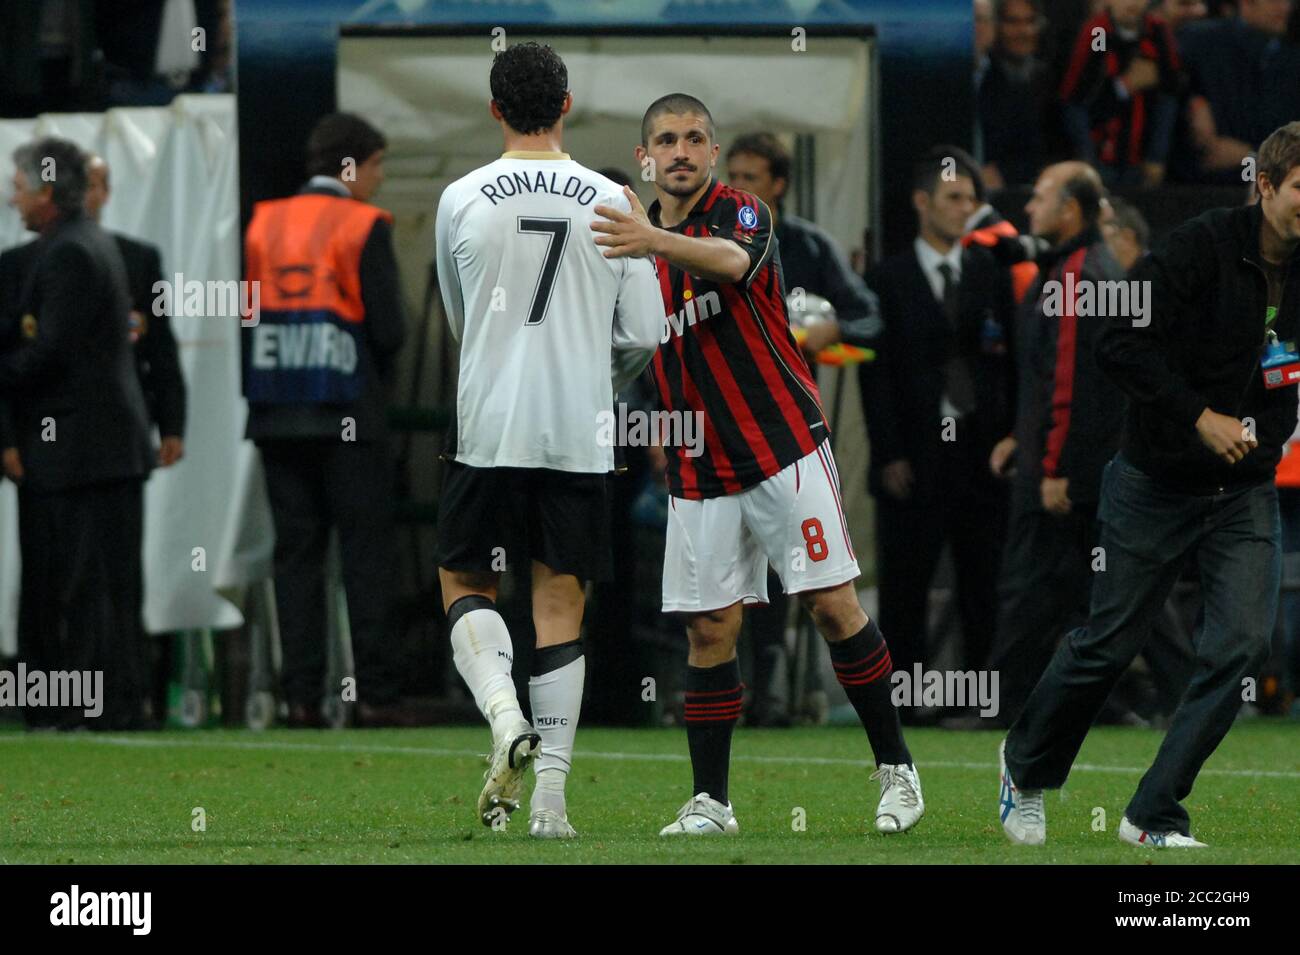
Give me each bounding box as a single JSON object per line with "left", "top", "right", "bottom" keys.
{"left": 236, "top": 0, "right": 973, "bottom": 254}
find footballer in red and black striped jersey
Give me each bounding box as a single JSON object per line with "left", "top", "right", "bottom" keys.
{"left": 646, "top": 176, "right": 829, "bottom": 500}
{"left": 592, "top": 93, "right": 922, "bottom": 839}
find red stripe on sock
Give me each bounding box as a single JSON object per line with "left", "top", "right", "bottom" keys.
{"left": 836, "top": 652, "right": 893, "bottom": 686}
{"left": 831, "top": 645, "right": 887, "bottom": 672}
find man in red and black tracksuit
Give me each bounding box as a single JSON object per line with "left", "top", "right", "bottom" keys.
{"left": 986, "top": 161, "right": 1127, "bottom": 726}
{"left": 1059, "top": 0, "right": 1183, "bottom": 186}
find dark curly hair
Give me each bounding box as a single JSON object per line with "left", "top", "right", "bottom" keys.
{"left": 490, "top": 42, "right": 569, "bottom": 135}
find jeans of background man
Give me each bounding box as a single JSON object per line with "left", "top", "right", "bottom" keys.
{"left": 1006, "top": 453, "right": 1280, "bottom": 835}
{"left": 1279, "top": 487, "right": 1300, "bottom": 713}
{"left": 990, "top": 487, "right": 1197, "bottom": 729}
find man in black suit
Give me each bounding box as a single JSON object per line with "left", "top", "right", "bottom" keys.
{"left": 84, "top": 155, "right": 186, "bottom": 466}
{"left": 1, "top": 137, "right": 154, "bottom": 729}
{"left": 859, "top": 147, "right": 1016, "bottom": 716}
{"left": 1, "top": 155, "right": 188, "bottom": 727}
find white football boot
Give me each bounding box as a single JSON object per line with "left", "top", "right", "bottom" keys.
{"left": 528, "top": 808, "right": 577, "bottom": 840}
{"left": 871, "top": 763, "right": 924, "bottom": 833}
{"left": 478, "top": 716, "right": 541, "bottom": 828}
{"left": 658, "top": 793, "right": 740, "bottom": 836}
{"left": 998, "top": 738, "right": 1046, "bottom": 845}
{"left": 1118, "top": 816, "right": 1207, "bottom": 848}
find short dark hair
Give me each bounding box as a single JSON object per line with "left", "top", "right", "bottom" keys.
{"left": 1059, "top": 166, "right": 1105, "bottom": 225}
{"left": 1107, "top": 196, "right": 1150, "bottom": 250}
{"left": 13, "top": 136, "right": 87, "bottom": 216}
{"left": 641, "top": 93, "right": 715, "bottom": 146}
{"left": 1257, "top": 121, "right": 1300, "bottom": 197}
{"left": 490, "top": 42, "right": 569, "bottom": 135}
{"left": 306, "top": 113, "right": 386, "bottom": 178}
{"left": 912, "top": 144, "right": 983, "bottom": 197}
{"left": 726, "top": 132, "right": 791, "bottom": 184}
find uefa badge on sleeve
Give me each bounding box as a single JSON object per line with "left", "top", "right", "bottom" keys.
{"left": 737, "top": 205, "right": 758, "bottom": 230}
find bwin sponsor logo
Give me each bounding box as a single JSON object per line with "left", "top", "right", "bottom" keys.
{"left": 662, "top": 290, "right": 722, "bottom": 343}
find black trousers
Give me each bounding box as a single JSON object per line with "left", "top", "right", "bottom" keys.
{"left": 875, "top": 433, "right": 1007, "bottom": 680}
{"left": 17, "top": 478, "right": 146, "bottom": 729}
{"left": 986, "top": 491, "right": 1098, "bottom": 727}
{"left": 259, "top": 438, "right": 400, "bottom": 708}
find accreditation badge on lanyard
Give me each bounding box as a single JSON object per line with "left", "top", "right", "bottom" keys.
{"left": 1262, "top": 324, "right": 1300, "bottom": 389}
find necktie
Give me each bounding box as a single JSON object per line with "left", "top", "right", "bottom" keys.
{"left": 937, "top": 262, "right": 977, "bottom": 416}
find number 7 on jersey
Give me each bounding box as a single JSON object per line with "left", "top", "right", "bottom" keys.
{"left": 517, "top": 217, "right": 570, "bottom": 326}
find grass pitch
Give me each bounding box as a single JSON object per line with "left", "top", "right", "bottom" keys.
{"left": 0, "top": 721, "right": 1296, "bottom": 864}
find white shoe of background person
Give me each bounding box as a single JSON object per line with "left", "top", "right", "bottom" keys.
{"left": 658, "top": 793, "right": 739, "bottom": 836}
{"left": 478, "top": 716, "right": 541, "bottom": 828}
{"left": 998, "top": 738, "right": 1046, "bottom": 845}
{"left": 872, "top": 763, "right": 924, "bottom": 833}
{"left": 1118, "top": 816, "right": 1207, "bottom": 848}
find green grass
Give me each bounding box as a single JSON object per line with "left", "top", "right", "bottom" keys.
{"left": 0, "top": 722, "right": 1296, "bottom": 864}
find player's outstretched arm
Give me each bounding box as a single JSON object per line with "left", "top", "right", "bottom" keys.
{"left": 592, "top": 186, "right": 749, "bottom": 284}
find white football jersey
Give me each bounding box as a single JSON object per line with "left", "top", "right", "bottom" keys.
{"left": 436, "top": 152, "right": 663, "bottom": 472}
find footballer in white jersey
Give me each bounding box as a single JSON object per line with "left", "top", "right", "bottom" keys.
{"left": 432, "top": 42, "right": 662, "bottom": 840}
{"left": 436, "top": 152, "right": 662, "bottom": 472}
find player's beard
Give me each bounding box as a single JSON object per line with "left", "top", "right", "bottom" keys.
{"left": 661, "top": 165, "right": 707, "bottom": 197}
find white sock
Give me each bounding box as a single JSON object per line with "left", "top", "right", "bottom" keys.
{"left": 529, "top": 651, "right": 585, "bottom": 815}
{"left": 449, "top": 603, "right": 522, "bottom": 735}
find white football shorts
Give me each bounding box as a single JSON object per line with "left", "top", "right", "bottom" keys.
{"left": 661, "top": 441, "right": 860, "bottom": 613}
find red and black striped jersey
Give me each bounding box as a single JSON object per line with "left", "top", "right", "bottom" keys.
{"left": 647, "top": 178, "right": 828, "bottom": 500}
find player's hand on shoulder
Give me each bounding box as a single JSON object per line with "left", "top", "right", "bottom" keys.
{"left": 593, "top": 185, "right": 660, "bottom": 259}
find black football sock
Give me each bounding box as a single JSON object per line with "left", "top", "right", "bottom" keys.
{"left": 828, "top": 619, "right": 912, "bottom": 766}
{"left": 684, "top": 657, "right": 743, "bottom": 804}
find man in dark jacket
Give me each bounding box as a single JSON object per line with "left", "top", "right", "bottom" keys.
{"left": 84, "top": 155, "right": 186, "bottom": 461}
{"left": 999, "top": 122, "right": 1300, "bottom": 849}
{"left": 859, "top": 148, "right": 1016, "bottom": 695}
{"left": 2, "top": 155, "right": 189, "bottom": 727}
{"left": 243, "top": 113, "right": 408, "bottom": 727}
{"left": 985, "top": 161, "right": 1128, "bottom": 727}
{"left": 1, "top": 136, "right": 154, "bottom": 729}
